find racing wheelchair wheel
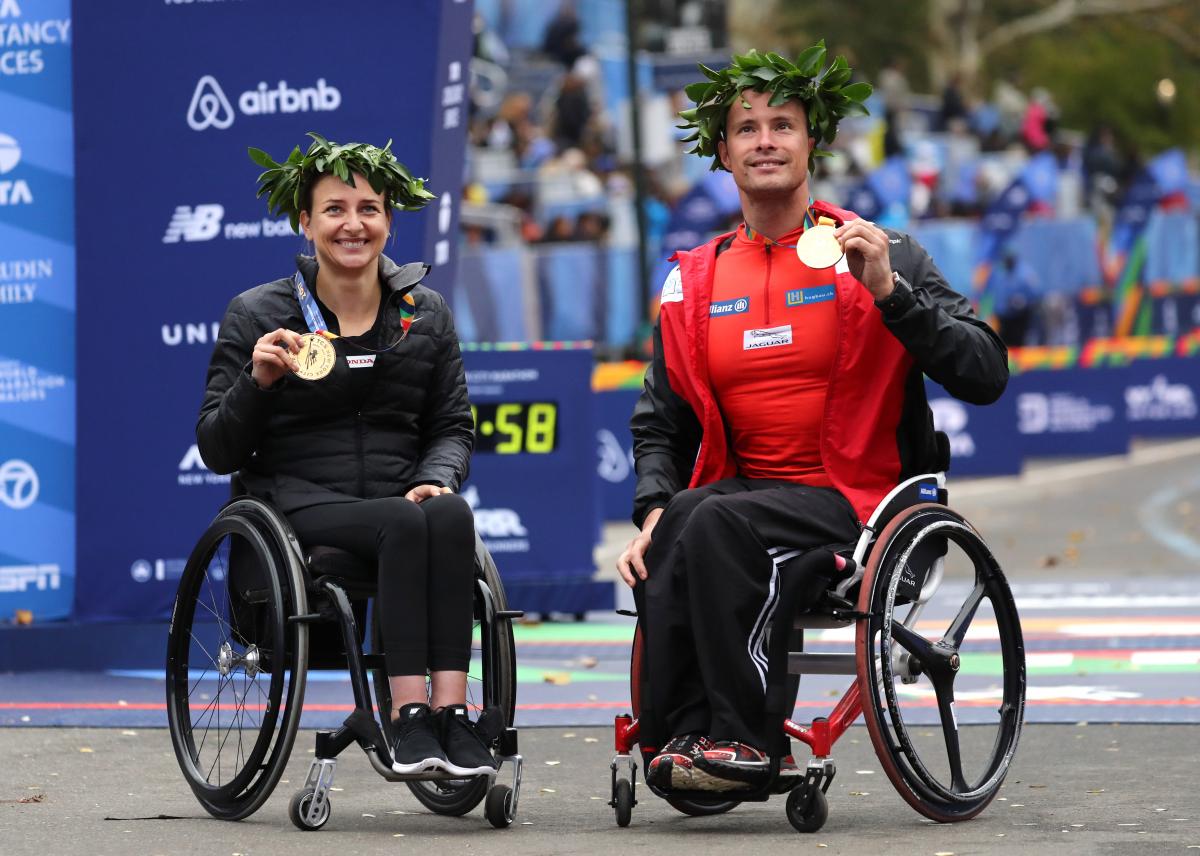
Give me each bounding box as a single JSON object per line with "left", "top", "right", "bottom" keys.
{"left": 856, "top": 504, "right": 1025, "bottom": 823}
{"left": 166, "top": 498, "right": 309, "bottom": 821}
{"left": 629, "top": 624, "right": 738, "bottom": 818}
{"left": 373, "top": 533, "right": 517, "bottom": 816}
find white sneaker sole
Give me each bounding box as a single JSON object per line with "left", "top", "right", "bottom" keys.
{"left": 391, "top": 756, "right": 450, "bottom": 775}
{"left": 442, "top": 759, "right": 497, "bottom": 777}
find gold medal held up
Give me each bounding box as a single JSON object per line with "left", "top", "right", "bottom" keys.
{"left": 294, "top": 332, "right": 336, "bottom": 381}
{"left": 795, "top": 216, "right": 844, "bottom": 269}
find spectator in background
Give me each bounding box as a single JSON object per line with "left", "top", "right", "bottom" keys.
{"left": 542, "top": 1, "right": 585, "bottom": 69}
{"left": 1082, "top": 123, "right": 1125, "bottom": 218}
{"left": 937, "top": 73, "right": 969, "bottom": 132}
{"left": 992, "top": 248, "right": 1040, "bottom": 347}
{"left": 552, "top": 72, "right": 593, "bottom": 151}
{"left": 1021, "top": 87, "right": 1057, "bottom": 153}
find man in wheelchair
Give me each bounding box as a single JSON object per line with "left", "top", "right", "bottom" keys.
{"left": 616, "top": 45, "right": 1009, "bottom": 794}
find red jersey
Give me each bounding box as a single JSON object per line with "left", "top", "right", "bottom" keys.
{"left": 707, "top": 223, "right": 836, "bottom": 485}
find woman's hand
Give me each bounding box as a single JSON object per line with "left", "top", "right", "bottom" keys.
{"left": 616, "top": 507, "right": 663, "bottom": 588}
{"left": 251, "top": 328, "right": 303, "bottom": 388}
{"left": 406, "top": 484, "right": 452, "bottom": 503}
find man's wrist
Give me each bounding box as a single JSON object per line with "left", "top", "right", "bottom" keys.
{"left": 875, "top": 271, "right": 916, "bottom": 317}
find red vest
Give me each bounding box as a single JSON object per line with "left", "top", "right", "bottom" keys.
{"left": 660, "top": 201, "right": 914, "bottom": 524}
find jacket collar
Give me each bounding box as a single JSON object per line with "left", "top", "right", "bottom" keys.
{"left": 294, "top": 254, "right": 430, "bottom": 297}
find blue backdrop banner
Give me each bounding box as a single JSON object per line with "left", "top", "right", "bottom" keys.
{"left": 926, "top": 383, "right": 1021, "bottom": 477}
{"left": 1011, "top": 368, "right": 1130, "bottom": 458}
{"left": 72, "top": 1, "right": 470, "bottom": 621}
{"left": 0, "top": 0, "right": 74, "bottom": 621}
{"left": 595, "top": 389, "right": 640, "bottom": 522}
{"left": 1120, "top": 357, "right": 1200, "bottom": 438}
{"left": 463, "top": 347, "right": 610, "bottom": 615}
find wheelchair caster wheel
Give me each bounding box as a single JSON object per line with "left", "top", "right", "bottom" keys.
{"left": 614, "top": 778, "right": 634, "bottom": 827}
{"left": 786, "top": 786, "right": 828, "bottom": 833}
{"left": 289, "top": 787, "right": 330, "bottom": 831}
{"left": 485, "top": 784, "right": 514, "bottom": 828}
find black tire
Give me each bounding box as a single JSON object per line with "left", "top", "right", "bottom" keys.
{"left": 786, "top": 786, "right": 828, "bottom": 833}
{"left": 373, "top": 534, "right": 517, "bottom": 817}
{"left": 485, "top": 784, "right": 514, "bottom": 829}
{"left": 166, "top": 500, "right": 309, "bottom": 821}
{"left": 288, "top": 788, "right": 330, "bottom": 831}
{"left": 856, "top": 504, "right": 1025, "bottom": 823}
{"left": 628, "top": 623, "right": 738, "bottom": 818}
{"left": 614, "top": 778, "right": 633, "bottom": 827}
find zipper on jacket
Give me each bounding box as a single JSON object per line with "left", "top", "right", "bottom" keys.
{"left": 764, "top": 243, "right": 772, "bottom": 325}
{"left": 355, "top": 410, "right": 366, "bottom": 496}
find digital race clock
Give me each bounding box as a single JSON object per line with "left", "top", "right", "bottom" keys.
{"left": 469, "top": 401, "right": 559, "bottom": 454}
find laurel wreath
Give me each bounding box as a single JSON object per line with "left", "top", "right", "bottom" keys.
{"left": 248, "top": 132, "right": 435, "bottom": 232}
{"left": 678, "top": 42, "right": 873, "bottom": 172}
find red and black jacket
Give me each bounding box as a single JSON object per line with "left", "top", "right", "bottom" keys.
{"left": 631, "top": 201, "right": 1008, "bottom": 527}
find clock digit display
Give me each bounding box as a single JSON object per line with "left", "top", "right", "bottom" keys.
{"left": 470, "top": 402, "right": 559, "bottom": 454}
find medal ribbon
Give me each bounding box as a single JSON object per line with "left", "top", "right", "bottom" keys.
{"left": 292, "top": 270, "right": 417, "bottom": 353}
{"left": 744, "top": 200, "right": 819, "bottom": 250}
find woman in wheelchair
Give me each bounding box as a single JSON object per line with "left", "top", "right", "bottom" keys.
{"left": 195, "top": 134, "right": 493, "bottom": 779}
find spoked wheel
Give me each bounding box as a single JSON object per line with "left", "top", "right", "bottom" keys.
{"left": 166, "top": 499, "right": 309, "bottom": 821}
{"left": 629, "top": 623, "right": 738, "bottom": 819}
{"left": 373, "top": 534, "right": 517, "bottom": 817}
{"left": 856, "top": 504, "right": 1025, "bottom": 823}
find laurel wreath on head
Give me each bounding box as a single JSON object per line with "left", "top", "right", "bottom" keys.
{"left": 248, "top": 132, "right": 435, "bottom": 233}
{"left": 678, "top": 41, "right": 873, "bottom": 173}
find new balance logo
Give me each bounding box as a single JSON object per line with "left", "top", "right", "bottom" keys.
{"left": 187, "top": 75, "right": 235, "bottom": 131}
{"left": 163, "top": 205, "right": 224, "bottom": 243}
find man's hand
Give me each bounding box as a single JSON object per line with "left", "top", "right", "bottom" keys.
{"left": 616, "top": 507, "right": 663, "bottom": 588}
{"left": 406, "top": 484, "right": 452, "bottom": 503}
{"left": 834, "top": 219, "right": 894, "bottom": 301}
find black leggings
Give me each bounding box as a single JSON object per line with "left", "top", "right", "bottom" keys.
{"left": 288, "top": 493, "right": 475, "bottom": 676}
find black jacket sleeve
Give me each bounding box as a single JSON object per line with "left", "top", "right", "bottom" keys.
{"left": 881, "top": 231, "right": 1009, "bottom": 405}
{"left": 410, "top": 293, "right": 474, "bottom": 493}
{"left": 630, "top": 312, "right": 703, "bottom": 528}
{"left": 195, "top": 295, "right": 280, "bottom": 474}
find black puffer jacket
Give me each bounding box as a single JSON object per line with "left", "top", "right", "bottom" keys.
{"left": 196, "top": 254, "right": 474, "bottom": 514}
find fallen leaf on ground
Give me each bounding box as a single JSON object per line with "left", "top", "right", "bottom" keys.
{"left": 543, "top": 672, "right": 572, "bottom": 685}
{"left": 545, "top": 760, "right": 561, "bottom": 766}
{"left": 78, "top": 748, "right": 93, "bottom": 753}
{"left": 579, "top": 656, "right": 598, "bottom": 668}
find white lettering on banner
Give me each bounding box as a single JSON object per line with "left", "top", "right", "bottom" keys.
{"left": 188, "top": 74, "right": 341, "bottom": 131}
{"left": 0, "top": 563, "right": 60, "bottom": 593}
{"left": 0, "top": 359, "right": 65, "bottom": 403}
{"left": 178, "top": 444, "right": 231, "bottom": 487}
{"left": 0, "top": 1, "right": 20, "bottom": 19}
{"left": 162, "top": 322, "right": 220, "bottom": 346}
{"left": 1125, "top": 375, "right": 1197, "bottom": 422}
{"left": 0, "top": 131, "right": 19, "bottom": 172}
{"left": 442, "top": 62, "right": 462, "bottom": 129}
{"left": 0, "top": 1, "right": 68, "bottom": 77}
{"left": 130, "top": 557, "right": 193, "bottom": 583}
{"left": 0, "top": 131, "right": 30, "bottom": 204}
{"left": 163, "top": 205, "right": 224, "bottom": 242}
{"left": 1016, "top": 392, "right": 1114, "bottom": 435}
{"left": 0, "top": 257, "right": 46, "bottom": 304}
{"left": 596, "top": 429, "right": 634, "bottom": 483}
{"left": 0, "top": 458, "right": 38, "bottom": 509}
{"left": 929, "top": 398, "right": 976, "bottom": 458}
{"left": 462, "top": 485, "right": 529, "bottom": 553}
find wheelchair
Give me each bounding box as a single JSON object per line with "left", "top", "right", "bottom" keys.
{"left": 165, "top": 491, "right": 524, "bottom": 830}
{"left": 610, "top": 470, "right": 1026, "bottom": 832}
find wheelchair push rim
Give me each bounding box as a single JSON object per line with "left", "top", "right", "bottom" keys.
{"left": 166, "top": 504, "right": 309, "bottom": 819}
{"left": 856, "top": 503, "right": 1026, "bottom": 823}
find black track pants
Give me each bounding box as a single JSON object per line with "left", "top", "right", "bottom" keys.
{"left": 634, "top": 478, "right": 861, "bottom": 750}
{"left": 288, "top": 493, "right": 475, "bottom": 676}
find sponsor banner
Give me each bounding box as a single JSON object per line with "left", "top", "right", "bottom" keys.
{"left": 464, "top": 348, "right": 608, "bottom": 613}
{"left": 595, "top": 389, "right": 640, "bottom": 522}
{"left": 73, "top": 1, "right": 467, "bottom": 621}
{"left": 1122, "top": 357, "right": 1200, "bottom": 438}
{"left": 0, "top": 0, "right": 74, "bottom": 621}
{"left": 926, "top": 383, "right": 1022, "bottom": 477}
{"left": 1010, "top": 368, "right": 1130, "bottom": 458}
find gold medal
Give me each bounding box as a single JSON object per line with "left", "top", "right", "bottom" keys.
{"left": 294, "top": 332, "right": 336, "bottom": 381}
{"left": 795, "top": 216, "right": 844, "bottom": 269}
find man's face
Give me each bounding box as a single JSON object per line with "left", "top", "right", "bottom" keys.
{"left": 717, "top": 88, "right": 815, "bottom": 199}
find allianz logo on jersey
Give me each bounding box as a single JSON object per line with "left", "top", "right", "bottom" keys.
{"left": 162, "top": 204, "right": 294, "bottom": 243}
{"left": 187, "top": 74, "right": 342, "bottom": 131}
{"left": 462, "top": 485, "right": 529, "bottom": 553}
{"left": 178, "top": 444, "right": 231, "bottom": 487}
{"left": 709, "top": 296, "right": 749, "bottom": 317}
{"left": 0, "top": 131, "right": 33, "bottom": 206}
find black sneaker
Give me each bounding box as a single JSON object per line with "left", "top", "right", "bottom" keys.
{"left": 438, "top": 704, "right": 498, "bottom": 776}
{"left": 391, "top": 702, "right": 449, "bottom": 774}
{"left": 645, "top": 733, "right": 714, "bottom": 791}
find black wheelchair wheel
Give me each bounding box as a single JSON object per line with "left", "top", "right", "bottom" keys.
{"left": 166, "top": 500, "right": 309, "bottom": 821}
{"left": 628, "top": 623, "right": 738, "bottom": 818}
{"left": 372, "top": 534, "right": 517, "bottom": 816}
{"left": 856, "top": 504, "right": 1025, "bottom": 823}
